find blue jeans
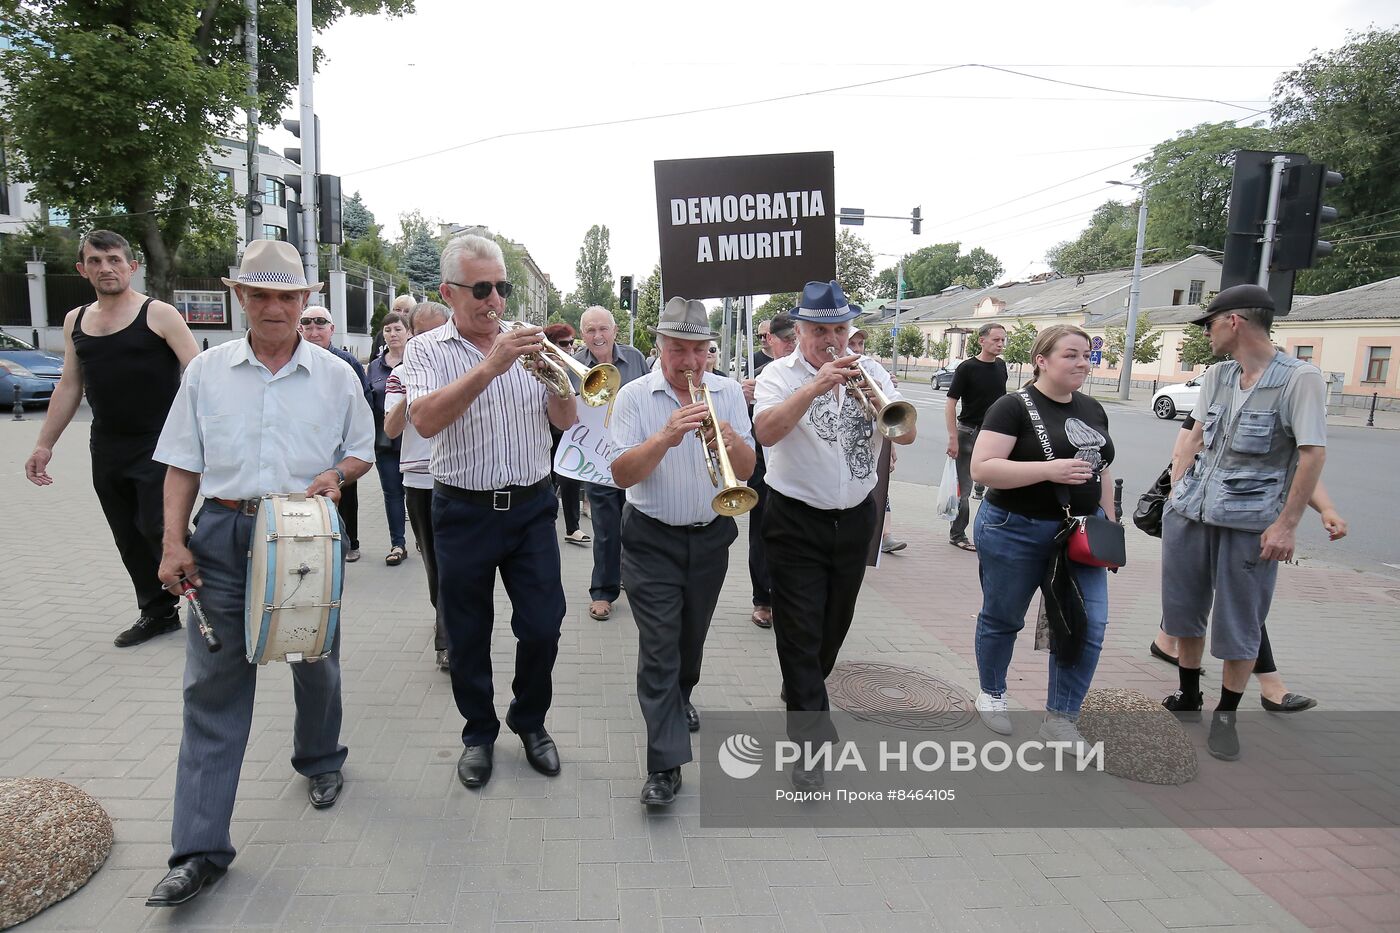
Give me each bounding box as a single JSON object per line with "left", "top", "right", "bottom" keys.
{"left": 973, "top": 502, "right": 1109, "bottom": 718}
{"left": 374, "top": 449, "right": 407, "bottom": 548}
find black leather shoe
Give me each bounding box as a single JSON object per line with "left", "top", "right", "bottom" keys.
{"left": 640, "top": 767, "right": 681, "bottom": 806}
{"left": 791, "top": 765, "right": 824, "bottom": 790}
{"left": 1262, "top": 692, "right": 1317, "bottom": 712}
{"left": 684, "top": 702, "right": 700, "bottom": 733}
{"left": 145, "top": 856, "right": 225, "bottom": 907}
{"left": 517, "top": 728, "right": 561, "bottom": 776}
{"left": 1162, "top": 689, "right": 1204, "bottom": 722}
{"left": 115, "top": 612, "right": 181, "bottom": 648}
{"left": 457, "top": 744, "right": 494, "bottom": 789}
{"left": 309, "top": 770, "right": 343, "bottom": 809}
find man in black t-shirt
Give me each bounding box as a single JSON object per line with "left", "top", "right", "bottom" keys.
{"left": 943, "top": 323, "right": 1008, "bottom": 549}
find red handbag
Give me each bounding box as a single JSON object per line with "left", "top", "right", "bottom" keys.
{"left": 1065, "top": 514, "right": 1126, "bottom": 569}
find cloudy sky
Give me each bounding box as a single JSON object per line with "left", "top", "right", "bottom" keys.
{"left": 265, "top": 0, "right": 1395, "bottom": 298}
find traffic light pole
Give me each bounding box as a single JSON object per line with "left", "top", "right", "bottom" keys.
{"left": 296, "top": 0, "right": 318, "bottom": 294}
{"left": 1256, "top": 155, "right": 1290, "bottom": 288}
{"left": 243, "top": 0, "right": 258, "bottom": 249}
{"left": 1118, "top": 192, "right": 1148, "bottom": 401}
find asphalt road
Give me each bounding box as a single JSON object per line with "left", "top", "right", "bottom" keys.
{"left": 893, "top": 380, "right": 1400, "bottom": 578}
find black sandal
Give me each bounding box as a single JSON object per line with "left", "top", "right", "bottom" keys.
{"left": 950, "top": 538, "right": 977, "bottom": 552}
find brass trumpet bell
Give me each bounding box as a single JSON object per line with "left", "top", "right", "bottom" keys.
{"left": 686, "top": 371, "right": 758, "bottom": 517}
{"left": 827, "top": 347, "right": 918, "bottom": 439}
{"left": 491, "top": 314, "right": 621, "bottom": 407}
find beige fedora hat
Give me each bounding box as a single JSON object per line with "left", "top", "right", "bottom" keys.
{"left": 221, "top": 239, "right": 324, "bottom": 292}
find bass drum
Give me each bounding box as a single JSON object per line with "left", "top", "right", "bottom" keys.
{"left": 244, "top": 493, "right": 343, "bottom": 664}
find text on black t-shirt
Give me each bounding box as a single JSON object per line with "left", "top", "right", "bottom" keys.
{"left": 978, "top": 385, "right": 1115, "bottom": 519}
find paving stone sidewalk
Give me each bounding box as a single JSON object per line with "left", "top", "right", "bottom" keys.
{"left": 3, "top": 419, "right": 1397, "bottom": 932}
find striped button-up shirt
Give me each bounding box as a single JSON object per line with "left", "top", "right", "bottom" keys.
{"left": 754, "top": 352, "right": 899, "bottom": 510}
{"left": 400, "top": 320, "right": 553, "bottom": 490}
{"left": 154, "top": 337, "right": 374, "bottom": 500}
{"left": 611, "top": 368, "right": 754, "bottom": 526}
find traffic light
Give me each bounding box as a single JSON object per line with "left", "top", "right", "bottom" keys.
{"left": 911, "top": 205, "right": 922, "bottom": 235}
{"left": 1272, "top": 164, "right": 1343, "bottom": 272}
{"left": 317, "top": 174, "right": 343, "bottom": 245}
{"left": 286, "top": 199, "right": 303, "bottom": 255}
{"left": 619, "top": 275, "right": 633, "bottom": 311}
{"left": 282, "top": 118, "right": 304, "bottom": 197}
{"left": 1221, "top": 149, "right": 1308, "bottom": 313}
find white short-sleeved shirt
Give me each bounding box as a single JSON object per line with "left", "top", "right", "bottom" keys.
{"left": 754, "top": 352, "right": 900, "bottom": 510}
{"left": 610, "top": 369, "right": 754, "bottom": 526}
{"left": 154, "top": 337, "right": 375, "bottom": 500}
{"left": 384, "top": 364, "right": 433, "bottom": 490}
{"left": 400, "top": 320, "right": 554, "bottom": 490}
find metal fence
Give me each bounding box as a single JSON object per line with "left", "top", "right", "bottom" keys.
{"left": 0, "top": 273, "right": 29, "bottom": 326}
{"left": 45, "top": 274, "right": 96, "bottom": 325}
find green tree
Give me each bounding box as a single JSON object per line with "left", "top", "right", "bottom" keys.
{"left": 342, "top": 191, "right": 375, "bottom": 242}
{"left": 0, "top": 0, "right": 412, "bottom": 299}
{"left": 755, "top": 292, "right": 797, "bottom": 319}
{"left": 1045, "top": 201, "right": 1139, "bottom": 274}
{"left": 1104, "top": 312, "right": 1164, "bottom": 367}
{"left": 835, "top": 229, "right": 875, "bottom": 303}
{"left": 896, "top": 327, "right": 924, "bottom": 375}
{"left": 869, "top": 326, "right": 894, "bottom": 360}
{"left": 1002, "top": 320, "right": 1038, "bottom": 380}
{"left": 876, "top": 242, "right": 1003, "bottom": 299}
{"left": 873, "top": 266, "right": 898, "bottom": 298}
{"left": 572, "top": 224, "right": 614, "bottom": 308}
{"left": 494, "top": 235, "right": 532, "bottom": 320}
{"left": 1134, "top": 121, "right": 1274, "bottom": 257}
{"left": 397, "top": 210, "right": 440, "bottom": 288}
{"left": 630, "top": 263, "right": 662, "bottom": 354}
{"left": 1178, "top": 324, "right": 1224, "bottom": 367}
{"left": 1272, "top": 27, "right": 1400, "bottom": 294}
{"left": 927, "top": 336, "right": 950, "bottom": 364}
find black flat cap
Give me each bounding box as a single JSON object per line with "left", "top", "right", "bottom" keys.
{"left": 1191, "top": 284, "right": 1275, "bottom": 327}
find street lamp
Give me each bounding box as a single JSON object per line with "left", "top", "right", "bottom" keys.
{"left": 1108, "top": 180, "right": 1149, "bottom": 401}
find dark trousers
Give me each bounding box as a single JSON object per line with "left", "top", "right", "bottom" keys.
{"left": 747, "top": 452, "right": 773, "bottom": 608}
{"left": 433, "top": 486, "right": 565, "bottom": 746}
{"left": 586, "top": 484, "right": 625, "bottom": 602}
{"left": 338, "top": 480, "right": 360, "bottom": 550}
{"left": 405, "top": 485, "right": 446, "bottom": 651}
{"left": 171, "top": 503, "right": 345, "bottom": 868}
{"left": 90, "top": 434, "right": 177, "bottom": 619}
{"left": 621, "top": 506, "right": 736, "bottom": 773}
{"left": 374, "top": 450, "right": 407, "bottom": 548}
{"left": 763, "top": 490, "right": 879, "bottom": 745}
{"left": 950, "top": 424, "right": 978, "bottom": 542}
{"left": 549, "top": 427, "right": 582, "bottom": 535}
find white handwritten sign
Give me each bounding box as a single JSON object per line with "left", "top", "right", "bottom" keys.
{"left": 552, "top": 401, "right": 620, "bottom": 488}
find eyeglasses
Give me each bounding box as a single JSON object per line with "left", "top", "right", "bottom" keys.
{"left": 299, "top": 317, "right": 331, "bottom": 326}
{"left": 707, "top": 346, "right": 718, "bottom": 353}
{"left": 1203, "top": 313, "right": 1233, "bottom": 333}
{"left": 557, "top": 340, "right": 575, "bottom": 348}
{"left": 445, "top": 280, "right": 513, "bottom": 300}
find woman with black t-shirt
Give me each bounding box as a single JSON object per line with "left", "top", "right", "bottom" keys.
{"left": 969, "top": 324, "right": 1116, "bottom": 755}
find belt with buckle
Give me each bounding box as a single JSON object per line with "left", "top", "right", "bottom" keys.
{"left": 209, "top": 497, "right": 260, "bottom": 516}
{"left": 434, "top": 478, "right": 550, "bottom": 511}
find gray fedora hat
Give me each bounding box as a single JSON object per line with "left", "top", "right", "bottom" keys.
{"left": 650, "top": 296, "right": 717, "bottom": 341}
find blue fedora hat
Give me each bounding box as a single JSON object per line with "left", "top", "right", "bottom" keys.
{"left": 789, "top": 280, "right": 860, "bottom": 324}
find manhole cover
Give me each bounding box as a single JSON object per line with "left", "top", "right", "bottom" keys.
{"left": 827, "top": 661, "right": 975, "bottom": 731}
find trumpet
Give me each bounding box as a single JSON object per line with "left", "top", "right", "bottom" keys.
{"left": 491, "top": 313, "right": 621, "bottom": 407}
{"left": 685, "top": 371, "right": 759, "bottom": 517}
{"left": 827, "top": 347, "right": 917, "bottom": 439}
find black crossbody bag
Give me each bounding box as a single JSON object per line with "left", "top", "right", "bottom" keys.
{"left": 1017, "top": 390, "right": 1126, "bottom": 569}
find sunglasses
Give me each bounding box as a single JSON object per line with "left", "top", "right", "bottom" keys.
{"left": 1203, "top": 313, "right": 1234, "bottom": 333}
{"left": 445, "top": 280, "right": 513, "bottom": 300}
{"left": 299, "top": 317, "right": 331, "bottom": 326}
{"left": 708, "top": 347, "right": 718, "bottom": 353}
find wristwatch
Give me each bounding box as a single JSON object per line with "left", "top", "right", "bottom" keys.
{"left": 330, "top": 467, "right": 346, "bottom": 487}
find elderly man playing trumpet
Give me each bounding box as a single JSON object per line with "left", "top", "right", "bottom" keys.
{"left": 610, "top": 297, "right": 756, "bottom": 807}
{"left": 402, "top": 234, "right": 577, "bottom": 791}
{"left": 754, "top": 279, "right": 916, "bottom": 789}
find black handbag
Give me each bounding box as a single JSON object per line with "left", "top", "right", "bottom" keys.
{"left": 1133, "top": 465, "right": 1172, "bottom": 538}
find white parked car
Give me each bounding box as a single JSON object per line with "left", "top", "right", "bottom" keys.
{"left": 1150, "top": 377, "right": 1202, "bottom": 420}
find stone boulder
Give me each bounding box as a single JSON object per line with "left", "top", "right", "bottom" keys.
{"left": 1077, "top": 688, "right": 1197, "bottom": 785}
{"left": 0, "top": 779, "right": 113, "bottom": 930}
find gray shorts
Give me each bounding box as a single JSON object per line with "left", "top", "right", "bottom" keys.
{"left": 1160, "top": 507, "right": 1279, "bottom": 661}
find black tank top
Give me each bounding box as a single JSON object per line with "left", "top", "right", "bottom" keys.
{"left": 73, "top": 299, "right": 181, "bottom": 438}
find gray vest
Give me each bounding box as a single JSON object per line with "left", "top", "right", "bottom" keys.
{"left": 1169, "top": 352, "right": 1306, "bottom": 533}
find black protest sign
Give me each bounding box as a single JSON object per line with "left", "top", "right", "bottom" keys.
{"left": 655, "top": 151, "right": 836, "bottom": 300}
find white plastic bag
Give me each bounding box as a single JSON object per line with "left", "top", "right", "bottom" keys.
{"left": 935, "top": 457, "right": 960, "bottom": 522}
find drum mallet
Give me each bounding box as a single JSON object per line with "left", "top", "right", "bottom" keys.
{"left": 177, "top": 578, "right": 222, "bottom": 653}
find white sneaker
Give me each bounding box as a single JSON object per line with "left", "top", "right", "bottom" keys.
{"left": 975, "top": 691, "right": 1012, "bottom": 735}
{"left": 1038, "top": 714, "right": 1094, "bottom": 766}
